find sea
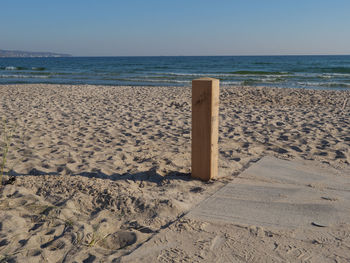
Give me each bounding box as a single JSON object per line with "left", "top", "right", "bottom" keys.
{"left": 1, "top": 56, "right": 350, "bottom": 90}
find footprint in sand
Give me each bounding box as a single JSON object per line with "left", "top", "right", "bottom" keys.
{"left": 99, "top": 231, "right": 137, "bottom": 250}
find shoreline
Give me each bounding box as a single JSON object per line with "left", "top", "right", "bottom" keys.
{"left": 1, "top": 82, "right": 350, "bottom": 92}
{"left": 1, "top": 84, "right": 349, "bottom": 261}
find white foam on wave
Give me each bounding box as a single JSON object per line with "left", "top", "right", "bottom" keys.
{"left": 156, "top": 72, "right": 207, "bottom": 76}
{"left": 293, "top": 72, "right": 319, "bottom": 78}
{"left": 5, "top": 66, "right": 18, "bottom": 70}
{"left": 141, "top": 79, "right": 190, "bottom": 83}
{"left": 113, "top": 77, "right": 190, "bottom": 84}
{"left": 295, "top": 72, "right": 350, "bottom": 80}
{"left": 152, "top": 72, "right": 291, "bottom": 78}
{"left": 0, "top": 74, "right": 50, "bottom": 79}
{"left": 319, "top": 73, "right": 350, "bottom": 78}
{"left": 297, "top": 81, "right": 350, "bottom": 88}
{"left": 222, "top": 81, "right": 242, "bottom": 85}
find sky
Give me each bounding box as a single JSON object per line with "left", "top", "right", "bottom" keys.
{"left": 1, "top": 0, "right": 350, "bottom": 56}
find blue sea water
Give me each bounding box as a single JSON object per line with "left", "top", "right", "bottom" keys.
{"left": 1, "top": 56, "right": 350, "bottom": 90}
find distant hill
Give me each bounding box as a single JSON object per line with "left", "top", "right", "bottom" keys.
{"left": 0, "top": 49, "right": 72, "bottom": 58}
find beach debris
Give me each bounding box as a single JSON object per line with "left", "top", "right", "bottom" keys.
{"left": 2, "top": 176, "right": 16, "bottom": 185}
{"left": 341, "top": 98, "right": 348, "bottom": 111}
{"left": 321, "top": 196, "right": 338, "bottom": 201}
{"left": 127, "top": 221, "right": 156, "bottom": 233}
{"left": 189, "top": 186, "right": 204, "bottom": 193}
{"left": 311, "top": 222, "right": 328, "bottom": 228}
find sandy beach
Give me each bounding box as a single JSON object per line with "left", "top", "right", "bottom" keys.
{"left": 1, "top": 84, "right": 350, "bottom": 262}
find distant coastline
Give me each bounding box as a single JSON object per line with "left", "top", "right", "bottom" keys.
{"left": 0, "top": 49, "right": 72, "bottom": 58}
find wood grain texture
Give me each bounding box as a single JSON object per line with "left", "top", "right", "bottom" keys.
{"left": 191, "top": 78, "right": 219, "bottom": 181}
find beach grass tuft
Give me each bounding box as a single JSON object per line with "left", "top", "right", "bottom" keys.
{"left": 0, "top": 118, "right": 21, "bottom": 187}
{"left": 0, "top": 118, "right": 14, "bottom": 187}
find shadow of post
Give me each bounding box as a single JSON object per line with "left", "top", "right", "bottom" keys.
{"left": 5, "top": 167, "right": 194, "bottom": 185}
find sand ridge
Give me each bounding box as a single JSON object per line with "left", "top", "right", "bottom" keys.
{"left": 0, "top": 84, "right": 349, "bottom": 262}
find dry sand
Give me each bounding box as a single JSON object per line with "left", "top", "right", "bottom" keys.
{"left": 0, "top": 84, "right": 349, "bottom": 262}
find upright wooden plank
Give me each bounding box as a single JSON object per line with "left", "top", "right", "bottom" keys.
{"left": 191, "top": 78, "right": 219, "bottom": 181}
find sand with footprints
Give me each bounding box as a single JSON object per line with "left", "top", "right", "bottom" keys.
{"left": 0, "top": 84, "right": 349, "bottom": 262}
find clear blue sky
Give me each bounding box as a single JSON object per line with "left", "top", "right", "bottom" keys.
{"left": 1, "top": 0, "right": 350, "bottom": 56}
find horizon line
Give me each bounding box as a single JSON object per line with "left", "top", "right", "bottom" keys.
{"left": 59, "top": 54, "right": 350, "bottom": 57}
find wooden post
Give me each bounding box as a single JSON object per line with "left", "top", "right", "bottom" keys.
{"left": 191, "top": 78, "right": 219, "bottom": 181}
